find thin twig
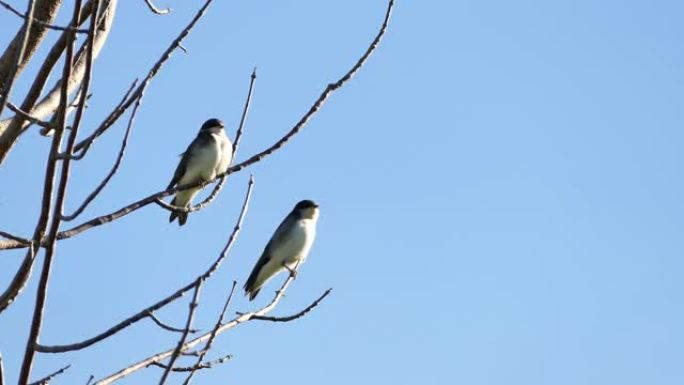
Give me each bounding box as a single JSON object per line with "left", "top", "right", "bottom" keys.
{"left": 36, "top": 176, "right": 254, "bottom": 353}
{"left": 3, "top": 100, "right": 54, "bottom": 130}
{"left": 27, "top": 365, "right": 71, "bottom": 385}
{"left": 158, "top": 280, "right": 202, "bottom": 385}
{"left": 148, "top": 312, "right": 198, "bottom": 334}
{"left": 62, "top": 94, "right": 139, "bottom": 221}
{"left": 94, "top": 261, "right": 328, "bottom": 385}
{"left": 143, "top": 0, "right": 170, "bottom": 15}
{"left": 0, "top": 0, "right": 88, "bottom": 33}
{"left": 72, "top": 0, "right": 215, "bottom": 159}
{"left": 150, "top": 355, "right": 231, "bottom": 372}
{"left": 0, "top": 230, "right": 30, "bottom": 245}
{"left": 233, "top": 68, "right": 257, "bottom": 155}
{"left": 17, "top": 1, "right": 86, "bottom": 383}
{"left": 182, "top": 281, "right": 237, "bottom": 385}
{"left": 246, "top": 288, "right": 332, "bottom": 322}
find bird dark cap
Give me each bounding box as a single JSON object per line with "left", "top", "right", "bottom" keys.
{"left": 200, "top": 118, "right": 224, "bottom": 131}
{"left": 295, "top": 200, "right": 318, "bottom": 210}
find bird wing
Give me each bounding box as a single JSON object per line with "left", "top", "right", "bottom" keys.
{"left": 244, "top": 215, "right": 295, "bottom": 290}
{"left": 166, "top": 133, "right": 213, "bottom": 189}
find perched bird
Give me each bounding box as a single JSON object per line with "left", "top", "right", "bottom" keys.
{"left": 167, "top": 118, "right": 233, "bottom": 226}
{"left": 244, "top": 200, "right": 320, "bottom": 300}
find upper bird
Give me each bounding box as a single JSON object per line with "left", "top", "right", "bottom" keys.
{"left": 166, "top": 118, "right": 233, "bottom": 226}
{"left": 244, "top": 200, "right": 320, "bottom": 301}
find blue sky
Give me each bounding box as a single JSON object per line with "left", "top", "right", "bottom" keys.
{"left": 1, "top": 0, "right": 684, "bottom": 384}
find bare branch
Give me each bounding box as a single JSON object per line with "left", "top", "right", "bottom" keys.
{"left": 18, "top": 3, "right": 92, "bottom": 383}
{"left": 0, "top": 1, "right": 88, "bottom": 33}
{"left": 3, "top": 100, "right": 54, "bottom": 130}
{"left": 0, "top": 230, "right": 31, "bottom": 245}
{"left": 62, "top": 94, "right": 138, "bottom": 221}
{"left": 148, "top": 312, "right": 198, "bottom": 334}
{"left": 36, "top": 175, "right": 254, "bottom": 353}
{"left": 246, "top": 288, "right": 332, "bottom": 323}
{"left": 0, "top": 0, "right": 37, "bottom": 119}
{"left": 72, "top": 0, "right": 215, "bottom": 159}
{"left": 182, "top": 281, "right": 237, "bottom": 385}
{"left": 0, "top": 0, "right": 116, "bottom": 165}
{"left": 93, "top": 261, "right": 328, "bottom": 385}
{"left": 150, "top": 355, "right": 231, "bottom": 372}
{"left": 233, "top": 68, "right": 257, "bottom": 155}
{"left": 143, "top": 0, "right": 170, "bottom": 15}
{"left": 27, "top": 365, "right": 71, "bottom": 385}
{"left": 157, "top": 280, "right": 203, "bottom": 385}
{"left": 0, "top": 0, "right": 394, "bottom": 254}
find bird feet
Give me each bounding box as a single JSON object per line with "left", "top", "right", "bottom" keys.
{"left": 282, "top": 262, "right": 298, "bottom": 279}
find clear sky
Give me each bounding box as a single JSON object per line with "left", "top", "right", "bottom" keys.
{"left": 1, "top": 0, "right": 683, "bottom": 384}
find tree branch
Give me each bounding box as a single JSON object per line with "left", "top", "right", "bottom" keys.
{"left": 246, "top": 288, "right": 332, "bottom": 323}
{"left": 93, "top": 261, "right": 327, "bottom": 385}
{"left": 27, "top": 364, "right": 71, "bottom": 385}
{"left": 182, "top": 281, "right": 237, "bottom": 385}
{"left": 0, "top": 1, "right": 87, "bottom": 33}
{"left": 0, "top": 0, "right": 37, "bottom": 119}
{"left": 157, "top": 281, "right": 202, "bottom": 385}
{"left": 62, "top": 93, "right": 138, "bottom": 221}
{"left": 148, "top": 312, "right": 198, "bottom": 334}
{"left": 18, "top": 2, "right": 88, "bottom": 383}
{"left": 35, "top": 175, "right": 254, "bottom": 353}
{"left": 143, "top": 0, "right": 170, "bottom": 15}
{"left": 150, "top": 355, "right": 231, "bottom": 373}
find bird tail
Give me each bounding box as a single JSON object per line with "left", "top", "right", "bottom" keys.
{"left": 243, "top": 268, "right": 262, "bottom": 301}
{"left": 168, "top": 197, "right": 188, "bottom": 226}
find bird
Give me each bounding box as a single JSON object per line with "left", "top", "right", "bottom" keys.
{"left": 166, "top": 118, "right": 233, "bottom": 226}
{"left": 244, "top": 200, "right": 320, "bottom": 301}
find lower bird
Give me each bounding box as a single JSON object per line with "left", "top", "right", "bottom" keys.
{"left": 244, "top": 200, "right": 320, "bottom": 300}
{"left": 166, "top": 118, "right": 233, "bottom": 226}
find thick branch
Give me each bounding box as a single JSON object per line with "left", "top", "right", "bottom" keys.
{"left": 0, "top": 0, "right": 116, "bottom": 165}
{"left": 18, "top": 3, "right": 88, "bottom": 383}
{"left": 0, "top": 0, "right": 37, "bottom": 119}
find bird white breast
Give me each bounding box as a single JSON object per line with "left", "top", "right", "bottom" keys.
{"left": 214, "top": 131, "right": 233, "bottom": 175}
{"left": 179, "top": 137, "right": 222, "bottom": 185}
{"left": 273, "top": 218, "right": 317, "bottom": 267}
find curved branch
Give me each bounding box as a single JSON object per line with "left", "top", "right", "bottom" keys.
{"left": 143, "top": 0, "right": 170, "bottom": 15}
{"left": 35, "top": 176, "right": 254, "bottom": 353}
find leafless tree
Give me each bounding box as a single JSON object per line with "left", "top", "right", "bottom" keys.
{"left": 0, "top": 1, "right": 394, "bottom": 384}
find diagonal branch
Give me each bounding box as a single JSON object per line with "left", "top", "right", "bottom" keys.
{"left": 62, "top": 92, "right": 139, "bottom": 221}
{"left": 246, "top": 288, "right": 332, "bottom": 322}
{"left": 0, "top": 0, "right": 36, "bottom": 119}
{"left": 27, "top": 364, "right": 71, "bottom": 385}
{"left": 157, "top": 280, "right": 202, "bottom": 385}
{"left": 148, "top": 312, "right": 198, "bottom": 334}
{"left": 35, "top": 175, "right": 254, "bottom": 353}
{"left": 182, "top": 281, "right": 237, "bottom": 385}
{"left": 0, "top": 1, "right": 87, "bottom": 33}
{"left": 94, "top": 265, "right": 329, "bottom": 385}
